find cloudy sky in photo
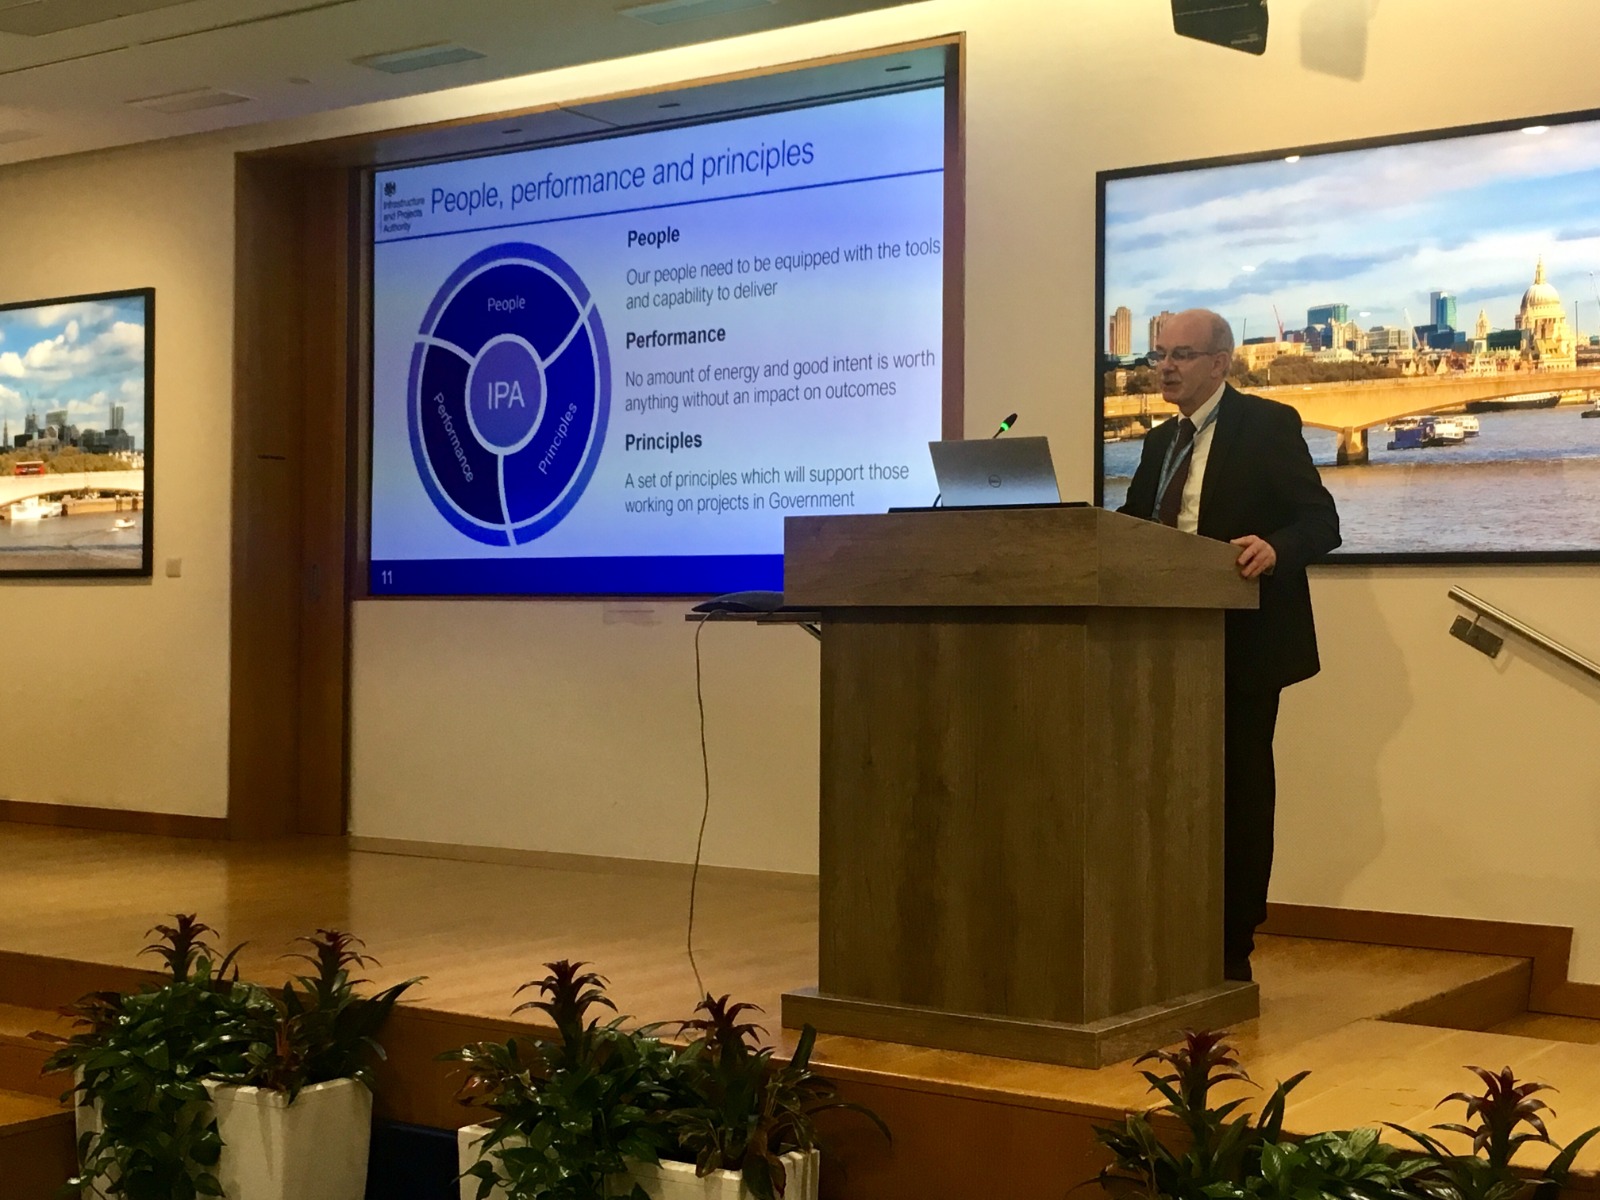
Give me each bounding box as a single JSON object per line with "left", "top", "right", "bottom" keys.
{"left": 1104, "top": 120, "right": 1600, "bottom": 350}
{"left": 0, "top": 295, "right": 147, "bottom": 446}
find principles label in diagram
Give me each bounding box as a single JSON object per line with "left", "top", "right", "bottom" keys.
{"left": 407, "top": 243, "right": 610, "bottom": 545}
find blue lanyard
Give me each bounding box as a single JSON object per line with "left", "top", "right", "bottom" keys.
{"left": 1154, "top": 402, "right": 1221, "bottom": 505}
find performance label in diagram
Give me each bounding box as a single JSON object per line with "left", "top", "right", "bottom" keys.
{"left": 408, "top": 243, "right": 610, "bottom": 545}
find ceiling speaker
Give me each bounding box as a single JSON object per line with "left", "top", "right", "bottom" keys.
{"left": 1171, "top": 0, "right": 1269, "bottom": 56}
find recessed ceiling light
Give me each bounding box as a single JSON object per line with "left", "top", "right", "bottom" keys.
{"left": 1284, "top": 154, "right": 1301, "bottom": 162}
{"left": 355, "top": 43, "right": 485, "bottom": 75}
{"left": 619, "top": 0, "right": 777, "bottom": 27}
{"left": 128, "top": 88, "right": 252, "bottom": 114}
{"left": 1522, "top": 125, "right": 1549, "bottom": 135}
{"left": 1241, "top": 265, "right": 1256, "bottom": 272}
{"left": 1359, "top": 311, "right": 1371, "bottom": 317}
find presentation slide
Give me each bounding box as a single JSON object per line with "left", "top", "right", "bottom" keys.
{"left": 369, "top": 86, "right": 946, "bottom": 595}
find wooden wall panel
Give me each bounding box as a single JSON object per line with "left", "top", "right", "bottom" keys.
{"left": 229, "top": 157, "right": 306, "bottom": 839}
{"left": 229, "top": 157, "right": 352, "bottom": 838}
{"left": 295, "top": 167, "right": 355, "bottom": 836}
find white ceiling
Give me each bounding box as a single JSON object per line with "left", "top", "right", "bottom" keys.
{"left": 0, "top": 0, "right": 923, "bottom": 165}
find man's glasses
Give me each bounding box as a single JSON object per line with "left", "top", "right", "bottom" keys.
{"left": 1145, "top": 347, "right": 1221, "bottom": 366}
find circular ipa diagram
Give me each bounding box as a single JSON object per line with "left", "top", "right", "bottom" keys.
{"left": 407, "top": 243, "right": 610, "bottom": 545}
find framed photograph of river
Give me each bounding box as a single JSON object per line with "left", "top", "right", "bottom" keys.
{"left": 0, "top": 288, "right": 152, "bottom": 577}
{"left": 1097, "top": 111, "right": 1600, "bottom": 561}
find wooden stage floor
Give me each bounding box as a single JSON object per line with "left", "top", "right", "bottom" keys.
{"left": 5, "top": 824, "right": 1600, "bottom": 1188}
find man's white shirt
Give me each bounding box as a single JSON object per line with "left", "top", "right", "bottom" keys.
{"left": 1175, "top": 381, "right": 1226, "bottom": 534}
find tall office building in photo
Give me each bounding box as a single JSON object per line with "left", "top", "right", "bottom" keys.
{"left": 1307, "top": 302, "right": 1350, "bottom": 328}
{"left": 1148, "top": 309, "right": 1175, "bottom": 351}
{"left": 1108, "top": 305, "right": 1132, "bottom": 355}
{"left": 1432, "top": 290, "right": 1456, "bottom": 330}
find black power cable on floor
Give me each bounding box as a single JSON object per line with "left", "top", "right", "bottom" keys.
{"left": 685, "top": 609, "right": 726, "bottom": 1000}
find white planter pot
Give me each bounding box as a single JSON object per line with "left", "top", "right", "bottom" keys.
{"left": 457, "top": 1123, "right": 510, "bottom": 1200}
{"left": 625, "top": 1150, "right": 819, "bottom": 1200}
{"left": 457, "top": 1123, "right": 818, "bottom": 1200}
{"left": 205, "top": 1077, "right": 372, "bottom": 1200}
{"left": 72, "top": 1075, "right": 110, "bottom": 1193}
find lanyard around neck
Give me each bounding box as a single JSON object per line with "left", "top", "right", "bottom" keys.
{"left": 1154, "top": 401, "right": 1221, "bottom": 505}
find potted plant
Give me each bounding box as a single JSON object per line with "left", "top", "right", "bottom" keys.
{"left": 205, "top": 928, "right": 421, "bottom": 1200}
{"left": 42, "top": 916, "right": 418, "bottom": 1200}
{"left": 1094, "top": 1028, "right": 1312, "bottom": 1200}
{"left": 43, "top": 914, "right": 272, "bottom": 1200}
{"left": 450, "top": 960, "right": 680, "bottom": 1200}
{"left": 1093, "top": 1031, "right": 1600, "bottom": 1200}
{"left": 654, "top": 993, "right": 887, "bottom": 1200}
{"left": 1388, "top": 1065, "right": 1600, "bottom": 1200}
{"left": 450, "top": 963, "right": 887, "bottom": 1200}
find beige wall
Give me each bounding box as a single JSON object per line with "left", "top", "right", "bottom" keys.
{"left": 6, "top": 2, "right": 1600, "bottom": 974}
{"left": 1277, "top": 570, "right": 1600, "bottom": 976}
{"left": 0, "top": 142, "right": 236, "bottom": 817}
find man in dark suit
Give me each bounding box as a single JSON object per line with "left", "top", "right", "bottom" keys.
{"left": 1118, "top": 308, "right": 1340, "bottom": 982}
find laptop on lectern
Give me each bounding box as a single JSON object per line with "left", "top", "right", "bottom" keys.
{"left": 928, "top": 436, "right": 1063, "bottom": 507}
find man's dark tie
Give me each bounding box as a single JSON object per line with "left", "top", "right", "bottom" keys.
{"left": 1157, "top": 417, "right": 1197, "bottom": 527}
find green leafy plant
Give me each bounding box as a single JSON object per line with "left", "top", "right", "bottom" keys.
{"left": 1256, "top": 1128, "right": 1430, "bottom": 1200}
{"left": 1389, "top": 1066, "right": 1600, "bottom": 1200}
{"left": 1094, "top": 1029, "right": 1308, "bottom": 1200}
{"left": 447, "top": 967, "right": 889, "bottom": 1200}
{"left": 41, "top": 914, "right": 272, "bottom": 1200}
{"left": 222, "top": 928, "right": 421, "bottom": 1101}
{"left": 446, "top": 961, "right": 678, "bottom": 1200}
{"left": 668, "top": 994, "right": 888, "bottom": 1200}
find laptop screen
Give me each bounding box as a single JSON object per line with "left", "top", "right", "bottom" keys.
{"left": 928, "top": 437, "right": 1062, "bottom": 507}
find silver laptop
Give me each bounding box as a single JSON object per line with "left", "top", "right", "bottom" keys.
{"left": 929, "top": 436, "right": 1061, "bottom": 507}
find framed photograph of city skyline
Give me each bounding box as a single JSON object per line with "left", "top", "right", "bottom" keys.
{"left": 0, "top": 287, "right": 153, "bottom": 578}
{"left": 1097, "top": 109, "right": 1600, "bottom": 562}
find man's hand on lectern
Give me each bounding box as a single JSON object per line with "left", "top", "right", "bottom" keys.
{"left": 1230, "top": 535, "right": 1276, "bottom": 579}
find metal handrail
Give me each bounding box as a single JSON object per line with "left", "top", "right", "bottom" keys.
{"left": 1448, "top": 587, "right": 1600, "bottom": 683}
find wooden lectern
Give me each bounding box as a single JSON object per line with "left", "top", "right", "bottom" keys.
{"left": 779, "top": 507, "right": 1261, "bottom": 1068}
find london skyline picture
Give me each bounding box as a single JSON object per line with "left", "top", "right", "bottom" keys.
{"left": 0, "top": 288, "right": 152, "bottom": 576}
{"left": 1099, "top": 114, "right": 1600, "bottom": 559}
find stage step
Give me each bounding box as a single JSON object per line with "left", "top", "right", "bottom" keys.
{"left": 0, "top": 1001, "right": 74, "bottom": 1099}
{"left": 0, "top": 1087, "right": 74, "bottom": 1200}
{"left": 0, "top": 956, "right": 134, "bottom": 1199}
{"left": 1378, "top": 956, "right": 1532, "bottom": 1032}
